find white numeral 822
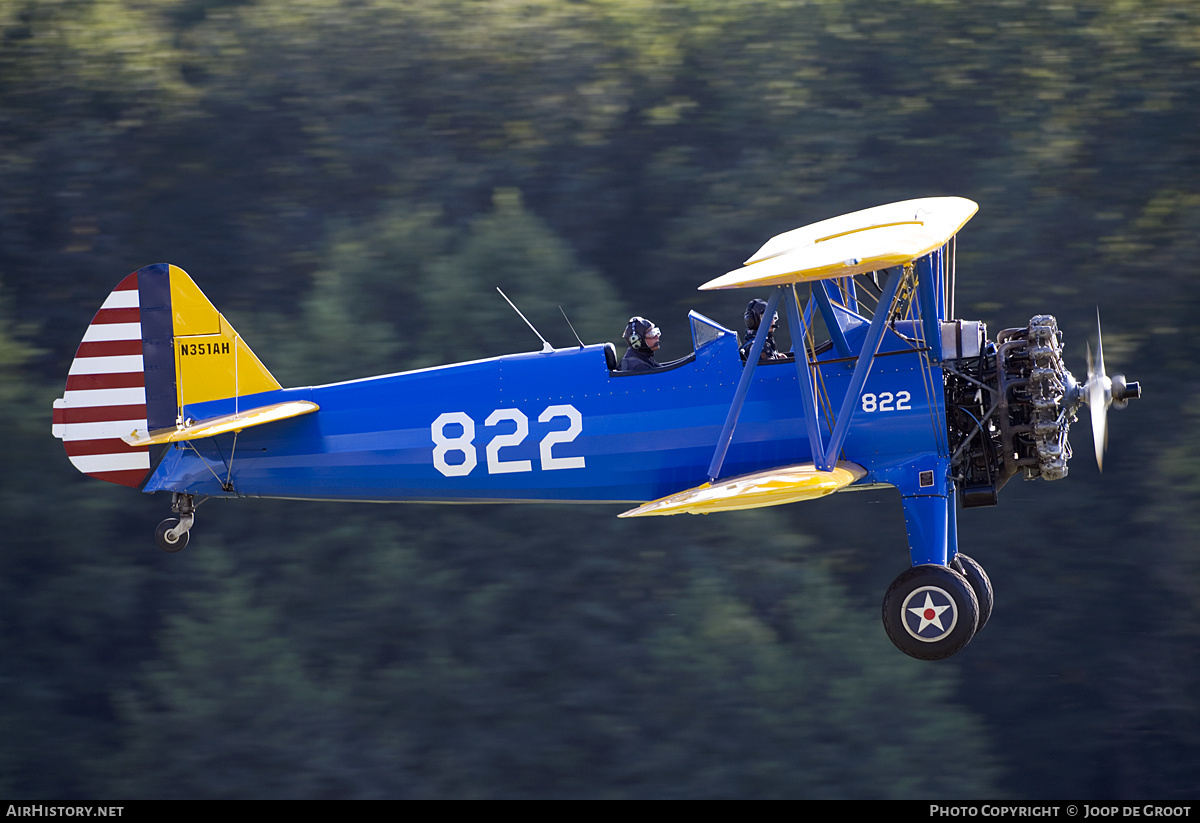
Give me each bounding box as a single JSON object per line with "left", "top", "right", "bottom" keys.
{"left": 861, "top": 391, "right": 911, "bottom": 413}
{"left": 432, "top": 404, "right": 585, "bottom": 477}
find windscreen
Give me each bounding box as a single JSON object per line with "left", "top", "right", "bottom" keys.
{"left": 689, "top": 311, "right": 735, "bottom": 350}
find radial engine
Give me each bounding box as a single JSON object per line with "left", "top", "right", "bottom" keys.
{"left": 942, "top": 314, "right": 1140, "bottom": 508}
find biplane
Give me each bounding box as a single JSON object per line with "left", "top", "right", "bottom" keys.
{"left": 51, "top": 197, "right": 1140, "bottom": 660}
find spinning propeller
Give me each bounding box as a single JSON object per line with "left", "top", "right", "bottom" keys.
{"left": 1079, "top": 311, "right": 1141, "bottom": 471}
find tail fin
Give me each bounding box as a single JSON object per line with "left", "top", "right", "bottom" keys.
{"left": 52, "top": 263, "right": 280, "bottom": 488}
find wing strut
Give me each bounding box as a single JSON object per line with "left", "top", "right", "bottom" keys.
{"left": 811, "top": 280, "right": 855, "bottom": 359}
{"left": 786, "top": 283, "right": 827, "bottom": 464}
{"left": 706, "top": 264, "right": 907, "bottom": 479}
{"left": 916, "top": 250, "right": 944, "bottom": 362}
{"left": 816, "top": 266, "right": 905, "bottom": 471}
{"left": 706, "top": 288, "right": 783, "bottom": 482}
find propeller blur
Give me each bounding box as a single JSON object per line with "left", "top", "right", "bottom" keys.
{"left": 1075, "top": 310, "right": 1142, "bottom": 471}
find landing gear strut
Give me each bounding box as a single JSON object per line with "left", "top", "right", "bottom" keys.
{"left": 155, "top": 493, "right": 195, "bottom": 553}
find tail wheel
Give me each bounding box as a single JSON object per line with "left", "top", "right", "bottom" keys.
{"left": 155, "top": 518, "right": 189, "bottom": 553}
{"left": 952, "top": 553, "right": 993, "bottom": 632}
{"left": 882, "top": 564, "right": 979, "bottom": 661}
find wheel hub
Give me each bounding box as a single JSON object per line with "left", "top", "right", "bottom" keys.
{"left": 900, "top": 586, "right": 960, "bottom": 642}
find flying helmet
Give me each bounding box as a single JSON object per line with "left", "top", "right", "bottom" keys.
{"left": 623, "top": 316, "right": 661, "bottom": 351}
{"left": 744, "top": 299, "right": 779, "bottom": 332}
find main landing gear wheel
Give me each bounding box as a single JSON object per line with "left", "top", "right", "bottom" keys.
{"left": 155, "top": 518, "right": 190, "bottom": 553}
{"left": 952, "top": 553, "right": 993, "bottom": 632}
{"left": 882, "top": 564, "right": 979, "bottom": 661}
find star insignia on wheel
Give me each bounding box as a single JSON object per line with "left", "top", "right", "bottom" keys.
{"left": 907, "top": 592, "right": 952, "bottom": 634}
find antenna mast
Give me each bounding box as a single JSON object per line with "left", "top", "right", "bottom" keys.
{"left": 496, "top": 288, "right": 554, "bottom": 352}
{"left": 559, "top": 306, "right": 586, "bottom": 349}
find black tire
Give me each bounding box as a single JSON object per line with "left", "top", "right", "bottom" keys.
{"left": 882, "top": 564, "right": 979, "bottom": 661}
{"left": 952, "top": 553, "right": 993, "bottom": 632}
{"left": 155, "top": 518, "right": 189, "bottom": 553}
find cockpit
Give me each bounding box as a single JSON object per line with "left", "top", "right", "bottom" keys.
{"left": 607, "top": 311, "right": 750, "bottom": 376}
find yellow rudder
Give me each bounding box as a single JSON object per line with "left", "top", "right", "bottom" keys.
{"left": 167, "top": 265, "right": 280, "bottom": 417}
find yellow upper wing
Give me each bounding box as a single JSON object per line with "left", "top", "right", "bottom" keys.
{"left": 698, "top": 196, "right": 977, "bottom": 291}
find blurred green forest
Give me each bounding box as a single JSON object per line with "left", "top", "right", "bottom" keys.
{"left": 1, "top": 0, "right": 1198, "bottom": 798}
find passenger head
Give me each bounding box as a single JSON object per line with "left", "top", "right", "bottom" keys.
{"left": 624, "top": 316, "right": 661, "bottom": 352}
{"left": 744, "top": 299, "right": 778, "bottom": 333}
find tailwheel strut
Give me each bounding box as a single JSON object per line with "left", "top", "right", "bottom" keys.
{"left": 155, "top": 493, "right": 195, "bottom": 553}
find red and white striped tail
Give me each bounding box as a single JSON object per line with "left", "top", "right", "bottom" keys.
{"left": 51, "top": 272, "right": 152, "bottom": 488}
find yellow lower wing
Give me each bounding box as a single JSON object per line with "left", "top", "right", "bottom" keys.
{"left": 618, "top": 462, "right": 866, "bottom": 518}
{"left": 121, "top": 400, "right": 319, "bottom": 447}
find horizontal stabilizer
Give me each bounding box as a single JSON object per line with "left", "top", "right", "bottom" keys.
{"left": 698, "top": 197, "right": 977, "bottom": 290}
{"left": 121, "top": 400, "right": 319, "bottom": 447}
{"left": 618, "top": 462, "right": 866, "bottom": 518}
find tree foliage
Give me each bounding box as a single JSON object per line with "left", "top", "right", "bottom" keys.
{"left": 3, "top": 0, "right": 1199, "bottom": 798}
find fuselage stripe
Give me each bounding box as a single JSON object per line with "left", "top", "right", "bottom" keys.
{"left": 68, "top": 355, "right": 145, "bottom": 375}
{"left": 62, "top": 387, "right": 147, "bottom": 407}
{"left": 75, "top": 340, "right": 143, "bottom": 358}
{"left": 68, "top": 451, "right": 151, "bottom": 473}
{"left": 90, "top": 307, "right": 141, "bottom": 325}
{"left": 81, "top": 322, "right": 141, "bottom": 343}
{"left": 85, "top": 468, "right": 150, "bottom": 488}
{"left": 58, "top": 403, "right": 148, "bottom": 424}
{"left": 57, "top": 418, "right": 149, "bottom": 442}
{"left": 99, "top": 289, "right": 140, "bottom": 309}
{"left": 64, "top": 372, "right": 146, "bottom": 391}
{"left": 112, "top": 274, "right": 139, "bottom": 292}
{"left": 64, "top": 438, "right": 149, "bottom": 457}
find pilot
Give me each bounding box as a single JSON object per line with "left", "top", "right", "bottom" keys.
{"left": 740, "top": 299, "right": 787, "bottom": 362}
{"left": 621, "top": 316, "right": 662, "bottom": 372}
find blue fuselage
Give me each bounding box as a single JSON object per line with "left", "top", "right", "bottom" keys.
{"left": 143, "top": 317, "right": 948, "bottom": 505}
